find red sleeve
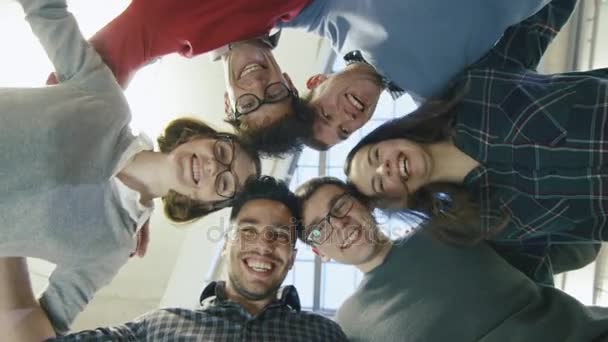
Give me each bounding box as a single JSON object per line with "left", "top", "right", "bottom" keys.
{"left": 47, "top": 0, "right": 310, "bottom": 88}
{"left": 46, "top": 2, "right": 146, "bottom": 88}
{"left": 162, "top": 0, "right": 311, "bottom": 57}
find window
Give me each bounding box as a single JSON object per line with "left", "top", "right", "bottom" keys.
{"left": 282, "top": 54, "right": 419, "bottom": 315}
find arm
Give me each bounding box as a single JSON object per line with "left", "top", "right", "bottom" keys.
{"left": 38, "top": 255, "right": 127, "bottom": 335}
{"left": 49, "top": 317, "right": 147, "bottom": 341}
{"left": 482, "top": 0, "right": 578, "bottom": 70}
{"left": 47, "top": 1, "right": 147, "bottom": 88}
{"left": 18, "top": 0, "right": 107, "bottom": 84}
{"left": 46, "top": 0, "right": 311, "bottom": 88}
{"left": 0, "top": 257, "right": 56, "bottom": 342}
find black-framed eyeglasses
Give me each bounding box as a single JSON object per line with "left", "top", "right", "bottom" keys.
{"left": 231, "top": 82, "right": 294, "bottom": 120}
{"left": 305, "top": 193, "right": 355, "bottom": 246}
{"left": 213, "top": 135, "right": 239, "bottom": 199}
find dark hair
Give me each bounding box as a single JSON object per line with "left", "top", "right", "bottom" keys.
{"left": 299, "top": 92, "right": 332, "bottom": 151}
{"left": 343, "top": 85, "right": 502, "bottom": 246}
{"left": 226, "top": 97, "right": 316, "bottom": 158}
{"left": 157, "top": 117, "right": 262, "bottom": 223}
{"left": 294, "top": 176, "right": 371, "bottom": 243}
{"left": 230, "top": 176, "right": 302, "bottom": 247}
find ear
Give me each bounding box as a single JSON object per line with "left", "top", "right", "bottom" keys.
{"left": 224, "top": 91, "right": 231, "bottom": 115}
{"left": 282, "top": 73, "right": 298, "bottom": 97}
{"left": 311, "top": 246, "right": 331, "bottom": 262}
{"left": 306, "top": 74, "right": 328, "bottom": 90}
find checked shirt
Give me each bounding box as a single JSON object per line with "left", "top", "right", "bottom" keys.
{"left": 51, "top": 282, "right": 347, "bottom": 341}
{"left": 450, "top": 0, "right": 608, "bottom": 284}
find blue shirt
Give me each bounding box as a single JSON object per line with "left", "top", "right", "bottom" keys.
{"left": 280, "top": 0, "right": 550, "bottom": 99}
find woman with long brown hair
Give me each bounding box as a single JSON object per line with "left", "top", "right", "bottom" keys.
{"left": 344, "top": 0, "right": 606, "bottom": 286}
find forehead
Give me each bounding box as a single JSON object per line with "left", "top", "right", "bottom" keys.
{"left": 302, "top": 184, "right": 345, "bottom": 223}
{"left": 349, "top": 144, "right": 375, "bottom": 196}
{"left": 235, "top": 199, "right": 294, "bottom": 226}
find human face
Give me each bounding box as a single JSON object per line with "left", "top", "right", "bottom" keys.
{"left": 225, "top": 199, "right": 297, "bottom": 300}
{"left": 223, "top": 40, "right": 297, "bottom": 130}
{"left": 349, "top": 139, "right": 434, "bottom": 207}
{"left": 167, "top": 137, "right": 257, "bottom": 202}
{"left": 307, "top": 64, "right": 384, "bottom": 147}
{"left": 301, "top": 184, "right": 381, "bottom": 266}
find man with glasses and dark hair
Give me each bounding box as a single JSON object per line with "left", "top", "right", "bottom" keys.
{"left": 295, "top": 177, "right": 608, "bottom": 342}
{"left": 213, "top": 36, "right": 315, "bottom": 157}
{"left": 0, "top": 177, "right": 348, "bottom": 341}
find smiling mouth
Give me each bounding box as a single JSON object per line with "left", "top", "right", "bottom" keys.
{"left": 340, "top": 228, "right": 362, "bottom": 250}
{"left": 239, "top": 63, "right": 266, "bottom": 79}
{"left": 243, "top": 258, "right": 275, "bottom": 274}
{"left": 191, "top": 154, "right": 201, "bottom": 185}
{"left": 346, "top": 93, "right": 365, "bottom": 112}
{"left": 398, "top": 153, "right": 410, "bottom": 181}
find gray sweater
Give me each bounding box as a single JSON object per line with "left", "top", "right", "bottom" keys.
{"left": 0, "top": 0, "right": 139, "bottom": 334}
{"left": 336, "top": 233, "right": 608, "bottom": 341}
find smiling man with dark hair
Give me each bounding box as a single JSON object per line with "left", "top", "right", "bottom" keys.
{"left": 0, "top": 177, "right": 347, "bottom": 341}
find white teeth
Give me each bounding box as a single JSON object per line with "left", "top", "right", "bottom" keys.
{"left": 192, "top": 155, "right": 201, "bottom": 184}
{"left": 347, "top": 93, "right": 365, "bottom": 111}
{"left": 240, "top": 64, "right": 264, "bottom": 78}
{"left": 246, "top": 260, "right": 272, "bottom": 272}
{"left": 399, "top": 155, "right": 409, "bottom": 180}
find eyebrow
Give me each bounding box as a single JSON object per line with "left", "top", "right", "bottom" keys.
{"left": 237, "top": 218, "right": 260, "bottom": 226}
{"left": 317, "top": 107, "right": 330, "bottom": 124}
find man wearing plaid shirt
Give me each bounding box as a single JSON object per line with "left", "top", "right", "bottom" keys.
{"left": 451, "top": 0, "right": 607, "bottom": 285}
{"left": 0, "top": 177, "right": 347, "bottom": 341}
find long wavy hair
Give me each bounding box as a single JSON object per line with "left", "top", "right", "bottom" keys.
{"left": 344, "top": 85, "right": 505, "bottom": 246}
{"left": 157, "top": 117, "right": 262, "bottom": 223}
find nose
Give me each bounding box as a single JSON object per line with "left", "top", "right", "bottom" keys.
{"left": 376, "top": 159, "right": 392, "bottom": 177}
{"left": 331, "top": 214, "right": 351, "bottom": 230}
{"left": 204, "top": 158, "right": 220, "bottom": 177}
{"left": 252, "top": 230, "right": 275, "bottom": 254}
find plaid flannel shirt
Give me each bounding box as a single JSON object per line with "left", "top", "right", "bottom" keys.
{"left": 52, "top": 282, "right": 347, "bottom": 341}
{"left": 451, "top": 0, "right": 608, "bottom": 285}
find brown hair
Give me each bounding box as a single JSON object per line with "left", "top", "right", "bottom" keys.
{"left": 157, "top": 117, "right": 262, "bottom": 223}
{"left": 344, "top": 84, "right": 506, "bottom": 246}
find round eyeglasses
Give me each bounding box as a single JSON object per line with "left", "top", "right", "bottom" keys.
{"left": 212, "top": 136, "right": 239, "bottom": 199}
{"left": 305, "top": 193, "right": 355, "bottom": 246}
{"left": 231, "top": 82, "right": 294, "bottom": 120}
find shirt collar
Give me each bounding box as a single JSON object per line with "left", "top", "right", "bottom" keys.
{"left": 199, "top": 281, "right": 301, "bottom": 312}
{"left": 209, "top": 29, "right": 282, "bottom": 62}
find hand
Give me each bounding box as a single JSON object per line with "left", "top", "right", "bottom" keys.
{"left": 130, "top": 220, "right": 150, "bottom": 258}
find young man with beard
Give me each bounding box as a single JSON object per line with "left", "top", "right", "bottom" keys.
{"left": 212, "top": 34, "right": 316, "bottom": 157}
{"left": 0, "top": 177, "right": 347, "bottom": 341}
{"left": 295, "top": 177, "right": 608, "bottom": 342}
